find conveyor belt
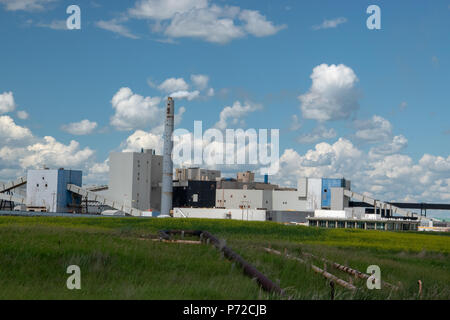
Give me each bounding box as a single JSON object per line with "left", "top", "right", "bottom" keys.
{"left": 0, "top": 192, "right": 26, "bottom": 204}
{"left": 343, "top": 189, "right": 415, "bottom": 217}
{"left": 67, "top": 184, "right": 142, "bottom": 216}
{"left": 0, "top": 176, "right": 27, "bottom": 193}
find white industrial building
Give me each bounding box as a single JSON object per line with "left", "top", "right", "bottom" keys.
{"left": 108, "top": 149, "right": 162, "bottom": 212}
{"left": 216, "top": 189, "right": 273, "bottom": 210}
{"left": 173, "top": 207, "right": 266, "bottom": 221}
{"left": 26, "top": 169, "right": 82, "bottom": 213}
{"left": 214, "top": 178, "right": 331, "bottom": 212}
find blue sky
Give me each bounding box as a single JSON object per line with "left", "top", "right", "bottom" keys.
{"left": 0, "top": 0, "right": 449, "bottom": 217}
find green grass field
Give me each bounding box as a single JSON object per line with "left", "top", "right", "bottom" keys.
{"left": 0, "top": 216, "right": 448, "bottom": 300}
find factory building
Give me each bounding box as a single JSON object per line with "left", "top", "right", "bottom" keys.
{"left": 216, "top": 189, "right": 273, "bottom": 210}
{"left": 307, "top": 210, "right": 419, "bottom": 231}
{"left": 0, "top": 97, "right": 445, "bottom": 229}
{"left": 216, "top": 179, "right": 278, "bottom": 190}
{"left": 26, "top": 169, "right": 82, "bottom": 213}
{"left": 237, "top": 171, "right": 255, "bottom": 183}
{"left": 108, "top": 149, "right": 162, "bottom": 212}
{"left": 173, "top": 180, "right": 216, "bottom": 208}
{"left": 175, "top": 167, "right": 221, "bottom": 182}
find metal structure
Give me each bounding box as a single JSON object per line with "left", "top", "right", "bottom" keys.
{"left": 161, "top": 97, "right": 174, "bottom": 216}
{"left": 0, "top": 176, "right": 27, "bottom": 193}
{"left": 350, "top": 201, "right": 450, "bottom": 217}
{"left": 67, "top": 184, "right": 142, "bottom": 216}
{"left": 343, "top": 189, "right": 415, "bottom": 217}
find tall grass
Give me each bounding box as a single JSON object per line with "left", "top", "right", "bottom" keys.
{"left": 0, "top": 216, "right": 448, "bottom": 299}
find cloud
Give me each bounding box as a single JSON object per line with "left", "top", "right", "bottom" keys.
{"left": 0, "top": 115, "right": 33, "bottom": 143}
{"left": 239, "top": 9, "right": 287, "bottom": 37}
{"left": 85, "top": 159, "right": 110, "bottom": 184}
{"left": 0, "top": 91, "right": 16, "bottom": 114}
{"left": 36, "top": 19, "right": 67, "bottom": 30}
{"left": 299, "top": 64, "right": 359, "bottom": 122}
{"left": 297, "top": 125, "right": 336, "bottom": 144}
{"left": 399, "top": 101, "right": 407, "bottom": 110}
{"left": 158, "top": 77, "right": 189, "bottom": 92}
{"left": 126, "top": 0, "right": 285, "bottom": 44}
{"left": 313, "top": 17, "right": 347, "bottom": 30}
{"left": 191, "top": 74, "right": 209, "bottom": 90}
{"left": 129, "top": 0, "right": 208, "bottom": 20}
{"left": 96, "top": 19, "right": 139, "bottom": 39}
{"left": 0, "top": 0, "right": 56, "bottom": 11}
{"left": 369, "top": 135, "right": 408, "bottom": 157}
{"left": 122, "top": 130, "right": 163, "bottom": 154}
{"left": 164, "top": 5, "right": 245, "bottom": 44}
{"left": 16, "top": 110, "right": 29, "bottom": 120}
{"left": 155, "top": 75, "right": 213, "bottom": 100}
{"left": 215, "top": 101, "right": 262, "bottom": 130}
{"left": 0, "top": 113, "right": 97, "bottom": 183}
{"left": 20, "top": 136, "right": 94, "bottom": 169}
{"left": 169, "top": 90, "right": 200, "bottom": 100}
{"left": 110, "top": 87, "right": 162, "bottom": 131}
{"left": 61, "top": 119, "right": 98, "bottom": 136}
{"left": 354, "top": 115, "right": 392, "bottom": 142}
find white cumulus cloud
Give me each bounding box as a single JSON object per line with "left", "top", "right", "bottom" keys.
{"left": 354, "top": 115, "right": 392, "bottom": 142}
{"left": 0, "top": 115, "right": 33, "bottom": 143}
{"left": 299, "top": 64, "right": 359, "bottom": 122}
{"left": 158, "top": 77, "right": 189, "bottom": 92}
{"left": 61, "top": 119, "right": 98, "bottom": 136}
{"left": 110, "top": 87, "right": 162, "bottom": 131}
{"left": 0, "top": 91, "right": 16, "bottom": 114}
{"left": 126, "top": 0, "right": 285, "bottom": 44}
{"left": 215, "top": 101, "right": 262, "bottom": 130}
{"left": 20, "top": 136, "right": 95, "bottom": 169}
{"left": 297, "top": 125, "right": 336, "bottom": 144}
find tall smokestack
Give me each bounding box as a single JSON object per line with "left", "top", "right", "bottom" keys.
{"left": 161, "top": 97, "right": 174, "bottom": 216}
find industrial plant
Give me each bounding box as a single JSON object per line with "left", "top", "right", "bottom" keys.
{"left": 0, "top": 98, "right": 448, "bottom": 232}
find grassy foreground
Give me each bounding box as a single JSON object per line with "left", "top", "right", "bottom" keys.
{"left": 0, "top": 216, "right": 448, "bottom": 300}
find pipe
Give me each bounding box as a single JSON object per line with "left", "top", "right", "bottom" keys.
{"left": 161, "top": 230, "right": 284, "bottom": 296}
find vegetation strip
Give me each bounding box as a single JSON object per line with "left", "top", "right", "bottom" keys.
{"left": 161, "top": 230, "right": 284, "bottom": 297}
{"left": 264, "top": 247, "right": 356, "bottom": 291}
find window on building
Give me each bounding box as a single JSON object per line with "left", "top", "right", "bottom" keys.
{"left": 337, "top": 221, "right": 345, "bottom": 228}
{"left": 376, "top": 223, "right": 385, "bottom": 230}
{"left": 328, "top": 221, "right": 336, "bottom": 228}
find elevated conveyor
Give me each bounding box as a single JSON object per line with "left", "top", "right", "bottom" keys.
{"left": 67, "top": 184, "right": 142, "bottom": 217}
{"left": 0, "top": 176, "right": 27, "bottom": 193}
{"left": 0, "top": 192, "right": 26, "bottom": 205}
{"left": 343, "top": 189, "right": 415, "bottom": 218}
